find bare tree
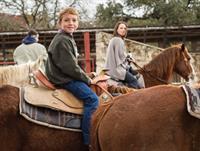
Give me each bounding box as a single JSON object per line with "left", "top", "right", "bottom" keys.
{"left": 0, "top": 0, "right": 43, "bottom": 28}
{"left": 0, "top": 0, "right": 93, "bottom": 30}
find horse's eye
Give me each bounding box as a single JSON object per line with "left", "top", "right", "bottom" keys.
{"left": 186, "top": 57, "right": 190, "bottom": 61}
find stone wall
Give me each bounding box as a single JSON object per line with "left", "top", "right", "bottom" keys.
{"left": 96, "top": 32, "right": 163, "bottom": 73}
{"left": 95, "top": 32, "right": 200, "bottom": 81}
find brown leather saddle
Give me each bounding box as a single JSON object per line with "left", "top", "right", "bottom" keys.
{"left": 24, "top": 69, "right": 113, "bottom": 115}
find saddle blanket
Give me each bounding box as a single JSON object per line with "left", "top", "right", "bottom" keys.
{"left": 19, "top": 87, "right": 82, "bottom": 132}
{"left": 182, "top": 84, "right": 200, "bottom": 119}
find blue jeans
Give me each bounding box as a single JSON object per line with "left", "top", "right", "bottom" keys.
{"left": 124, "top": 67, "right": 141, "bottom": 89}
{"left": 60, "top": 81, "right": 98, "bottom": 145}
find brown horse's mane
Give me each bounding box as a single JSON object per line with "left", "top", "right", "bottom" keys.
{"left": 142, "top": 44, "right": 187, "bottom": 77}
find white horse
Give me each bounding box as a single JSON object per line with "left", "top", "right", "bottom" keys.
{"left": 0, "top": 56, "right": 44, "bottom": 87}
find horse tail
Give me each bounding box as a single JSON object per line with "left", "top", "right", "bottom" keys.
{"left": 90, "top": 101, "right": 114, "bottom": 151}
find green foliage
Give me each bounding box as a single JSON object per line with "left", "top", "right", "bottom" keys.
{"left": 95, "top": 0, "right": 200, "bottom": 27}
{"left": 95, "top": 1, "right": 126, "bottom": 27}
{"left": 148, "top": 0, "right": 196, "bottom": 25}
{"left": 124, "top": 0, "right": 200, "bottom": 26}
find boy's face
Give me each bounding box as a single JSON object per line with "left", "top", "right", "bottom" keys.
{"left": 59, "top": 13, "right": 79, "bottom": 34}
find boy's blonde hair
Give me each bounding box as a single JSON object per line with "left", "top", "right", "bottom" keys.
{"left": 58, "top": 7, "right": 79, "bottom": 24}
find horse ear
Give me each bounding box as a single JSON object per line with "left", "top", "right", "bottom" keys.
{"left": 181, "top": 43, "right": 185, "bottom": 52}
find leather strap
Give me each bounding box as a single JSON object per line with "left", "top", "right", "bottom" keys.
{"left": 33, "top": 70, "right": 56, "bottom": 90}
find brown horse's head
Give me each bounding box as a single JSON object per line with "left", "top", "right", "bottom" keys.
{"left": 174, "top": 43, "right": 193, "bottom": 81}
{"left": 141, "top": 43, "right": 194, "bottom": 86}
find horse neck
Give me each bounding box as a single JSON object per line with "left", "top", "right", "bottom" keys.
{"left": 0, "top": 64, "right": 31, "bottom": 87}
{"left": 140, "top": 53, "right": 176, "bottom": 86}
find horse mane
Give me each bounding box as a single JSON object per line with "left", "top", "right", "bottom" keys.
{"left": 0, "top": 58, "right": 43, "bottom": 87}
{"left": 0, "top": 63, "right": 30, "bottom": 87}
{"left": 143, "top": 44, "right": 184, "bottom": 78}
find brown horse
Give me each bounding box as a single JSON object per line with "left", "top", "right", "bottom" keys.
{"left": 137, "top": 43, "right": 193, "bottom": 87}
{"left": 2, "top": 83, "right": 200, "bottom": 151}
{"left": 91, "top": 84, "right": 200, "bottom": 151}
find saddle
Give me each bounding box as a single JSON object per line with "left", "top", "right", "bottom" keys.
{"left": 20, "top": 70, "right": 136, "bottom": 131}
{"left": 25, "top": 69, "right": 113, "bottom": 115}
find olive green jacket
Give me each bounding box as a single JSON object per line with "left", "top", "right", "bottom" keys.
{"left": 45, "top": 31, "right": 90, "bottom": 85}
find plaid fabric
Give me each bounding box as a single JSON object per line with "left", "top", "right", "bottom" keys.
{"left": 182, "top": 84, "right": 200, "bottom": 119}
{"left": 19, "top": 87, "right": 82, "bottom": 132}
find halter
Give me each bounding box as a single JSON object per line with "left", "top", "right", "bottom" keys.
{"left": 28, "top": 63, "right": 39, "bottom": 87}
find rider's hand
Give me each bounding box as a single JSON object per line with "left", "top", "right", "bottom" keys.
{"left": 126, "top": 55, "right": 136, "bottom": 63}
{"left": 127, "top": 57, "right": 133, "bottom": 63}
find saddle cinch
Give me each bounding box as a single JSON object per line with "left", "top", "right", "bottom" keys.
{"left": 25, "top": 69, "right": 113, "bottom": 115}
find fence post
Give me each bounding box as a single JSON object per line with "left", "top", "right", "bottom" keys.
{"left": 84, "top": 32, "right": 91, "bottom": 73}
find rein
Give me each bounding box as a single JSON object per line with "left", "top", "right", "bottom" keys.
{"left": 93, "top": 100, "right": 115, "bottom": 151}
{"left": 130, "top": 60, "right": 169, "bottom": 84}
